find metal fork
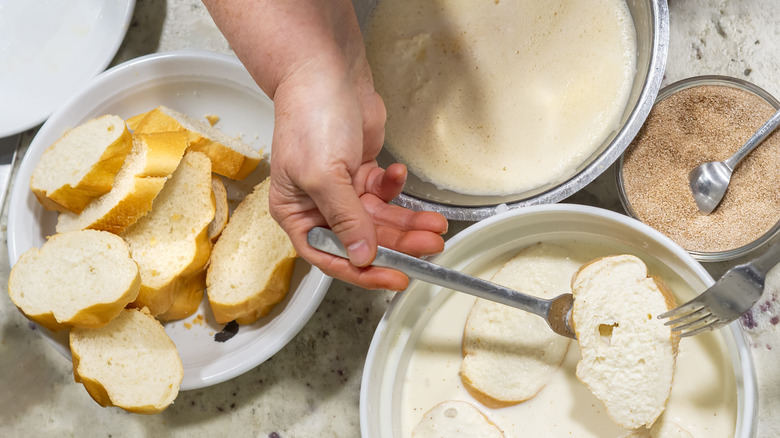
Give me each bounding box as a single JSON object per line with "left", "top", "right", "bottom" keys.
{"left": 659, "top": 242, "right": 780, "bottom": 337}
{"left": 307, "top": 227, "right": 577, "bottom": 339}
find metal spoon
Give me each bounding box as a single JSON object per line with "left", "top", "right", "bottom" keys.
{"left": 688, "top": 108, "right": 780, "bottom": 214}
{"left": 307, "top": 227, "right": 576, "bottom": 339}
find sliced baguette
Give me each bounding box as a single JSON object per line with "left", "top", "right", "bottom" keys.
{"left": 572, "top": 254, "right": 679, "bottom": 430}
{"left": 156, "top": 269, "right": 206, "bottom": 322}
{"left": 459, "top": 243, "right": 574, "bottom": 408}
{"left": 208, "top": 175, "right": 229, "bottom": 243}
{"left": 412, "top": 400, "right": 504, "bottom": 438}
{"left": 8, "top": 230, "right": 140, "bottom": 332}
{"left": 56, "top": 131, "right": 189, "bottom": 234}
{"left": 69, "top": 307, "right": 183, "bottom": 414}
{"left": 125, "top": 111, "right": 150, "bottom": 131}
{"left": 31, "top": 115, "right": 132, "bottom": 214}
{"left": 123, "top": 151, "right": 215, "bottom": 316}
{"left": 206, "top": 177, "right": 297, "bottom": 325}
{"left": 134, "top": 105, "right": 262, "bottom": 180}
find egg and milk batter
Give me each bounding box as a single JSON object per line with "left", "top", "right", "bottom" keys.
{"left": 401, "top": 242, "right": 738, "bottom": 437}
{"left": 365, "top": 0, "right": 637, "bottom": 196}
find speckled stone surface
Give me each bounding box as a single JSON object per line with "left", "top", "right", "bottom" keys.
{"left": 2, "top": 1, "right": 780, "bottom": 437}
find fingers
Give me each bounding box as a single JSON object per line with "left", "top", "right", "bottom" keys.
{"left": 361, "top": 193, "right": 449, "bottom": 235}
{"left": 305, "top": 168, "right": 378, "bottom": 267}
{"left": 364, "top": 162, "right": 407, "bottom": 202}
{"left": 309, "top": 252, "right": 410, "bottom": 291}
{"left": 376, "top": 227, "right": 445, "bottom": 257}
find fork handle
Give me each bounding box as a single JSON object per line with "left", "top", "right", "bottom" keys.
{"left": 747, "top": 241, "right": 780, "bottom": 276}
{"left": 307, "top": 227, "right": 551, "bottom": 318}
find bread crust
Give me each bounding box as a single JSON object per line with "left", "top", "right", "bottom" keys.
{"left": 133, "top": 106, "right": 262, "bottom": 179}
{"left": 31, "top": 115, "right": 133, "bottom": 214}
{"left": 156, "top": 269, "right": 207, "bottom": 322}
{"left": 208, "top": 175, "right": 229, "bottom": 243}
{"left": 129, "top": 227, "right": 212, "bottom": 316}
{"left": 209, "top": 256, "right": 296, "bottom": 325}
{"left": 8, "top": 230, "right": 141, "bottom": 331}
{"left": 124, "top": 151, "right": 216, "bottom": 316}
{"left": 206, "top": 178, "right": 298, "bottom": 325}
{"left": 459, "top": 243, "right": 574, "bottom": 408}
{"left": 56, "top": 131, "right": 189, "bottom": 235}
{"left": 69, "top": 307, "right": 183, "bottom": 414}
{"left": 571, "top": 254, "right": 679, "bottom": 429}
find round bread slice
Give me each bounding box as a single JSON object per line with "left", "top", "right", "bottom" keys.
{"left": 69, "top": 307, "right": 183, "bottom": 414}
{"left": 31, "top": 115, "right": 132, "bottom": 214}
{"left": 123, "top": 151, "right": 215, "bottom": 316}
{"left": 208, "top": 175, "right": 229, "bottom": 243}
{"left": 206, "top": 177, "right": 298, "bottom": 325}
{"left": 622, "top": 420, "right": 693, "bottom": 437}
{"left": 56, "top": 131, "right": 189, "bottom": 234}
{"left": 459, "top": 243, "right": 574, "bottom": 408}
{"left": 412, "top": 400, "right": 504, "bottom": 438}
{"left": 8, "top": 230, "right": 141, "bottom": 331}
{"left": 133, "top": 105, "right": 262, "bottom": 180}
{"left": 571, "top": 254, "right": 679, "bottom": 430}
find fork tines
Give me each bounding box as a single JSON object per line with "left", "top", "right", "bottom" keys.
{"left": 658, "top": 302, "right": 727, "bottom": 338}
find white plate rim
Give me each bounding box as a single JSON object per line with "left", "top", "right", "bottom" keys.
{"left": 6, "top": 50, "right": 333, "bottom": 391}
{"left": 0, "top": 0, "right": 136, "bottom": 137}
{"left": 359, "top": 204, "right": 757, "bottom": 438}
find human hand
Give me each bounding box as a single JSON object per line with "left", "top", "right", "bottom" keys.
{"left": 269, "top": 62, "right": 448, "bottom": 291}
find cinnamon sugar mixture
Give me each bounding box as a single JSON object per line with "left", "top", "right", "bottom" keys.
{"left": 621, "top": 84, "right": 780, "bottom": 253}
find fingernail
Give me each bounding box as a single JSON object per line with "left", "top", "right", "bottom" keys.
{"left": 347, "top": 240, "right": 371, "bottom": 267}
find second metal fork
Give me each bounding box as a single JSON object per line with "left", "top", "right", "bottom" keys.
{"left": 659, "top": 242, "right": 780, "bottom": 337}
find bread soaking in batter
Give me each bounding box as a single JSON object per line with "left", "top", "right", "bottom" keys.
{"left": 365, "top": 0, "right": 637, "bottom": 196}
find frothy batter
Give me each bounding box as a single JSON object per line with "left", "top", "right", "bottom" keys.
{"left": 365, "top": 0, "right": 637, "bottom": 196}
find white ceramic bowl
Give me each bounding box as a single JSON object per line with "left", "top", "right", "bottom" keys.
{"left": 6, "top": 51, "right": 332, "bottom": 390}
{"left": 360, "top": 205, "right": 756, "bottom": 437}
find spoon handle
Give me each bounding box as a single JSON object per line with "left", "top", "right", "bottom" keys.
{"left": 725, "top": 108, "right": 780, "bottom": 169}
{"left": 306, "top": 227, "right": 551, "bottom": 318}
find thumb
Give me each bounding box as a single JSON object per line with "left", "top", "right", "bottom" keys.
{"left": 309, "top": 172, "right": 377, "bottom": 267}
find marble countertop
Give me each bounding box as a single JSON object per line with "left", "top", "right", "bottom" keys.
{"left": 2, "top": 1, "right": 780, "bottom": 437}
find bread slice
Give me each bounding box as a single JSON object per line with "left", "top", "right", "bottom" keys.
{"left": 8, "top": 230, "right": 141, "bottom": 332}
{"left": 30, "top": 115, "right": 133, "bottom": 214}
{"left": 622, "top": 420, "right": 694, "bottom": 438}
{"left": 459, "top": 243, "right": 574, "bottom": 408}
{"left": 125, "top": 111, "right": 149, "bottom": 131}
{"left": 134, "top": 106, "right": 262, "bottom": 180}
{"left": 412, "top": 400, "right": 504, "bottom": 438}
{"left": 56, "top": 131, "right": 189, "bottom": 234}
{"left": 208, "top": 175, "right": 229, "bottom": 243}
{"left": 156, "top": 269, "right": 206, "bottom": 322}
{"left": 69, "top": 307, "right": 183, "bottom": 414}
{"left": 206, "top": 177, "right": 298, "bottom": 324}
{"left": 123, "top": 151, "right": 215, "bottom": 316}
{"left": 571, "top": 254, "right": 679, "bottom": 430}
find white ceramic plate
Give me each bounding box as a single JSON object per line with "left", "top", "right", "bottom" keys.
{"left": 0, "top": 0, "right": 135, "bottom": 137}
{"left": 360, "top": 205, "right": 757, "bottom": 438}
{"left": 6, "top": 51, "right": 332, "bottom": 391}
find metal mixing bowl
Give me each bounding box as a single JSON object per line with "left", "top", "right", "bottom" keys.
{"left": 354, "top": 0, "right": 670, "bottom": 221}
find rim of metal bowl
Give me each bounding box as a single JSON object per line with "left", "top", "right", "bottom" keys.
{"left": 616, "top": 75, "right": 780, "bottom": 262}
{"left": 390, "top": 1, "right": 670, "bottom": 221}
